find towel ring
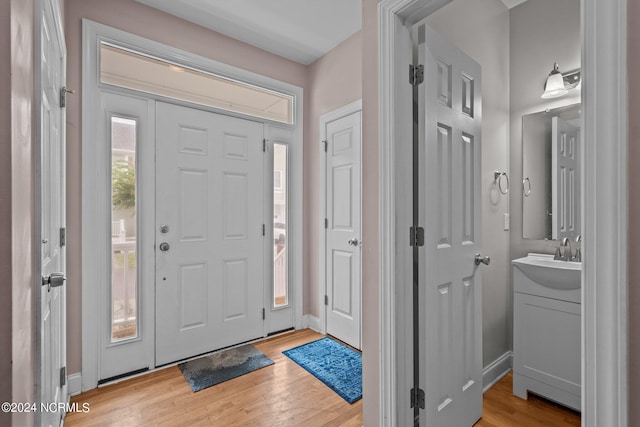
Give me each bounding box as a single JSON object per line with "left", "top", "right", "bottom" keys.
{"left": 494, "top": 171, "right": 509, "bottom": 195}
{"left": 523, "top": 177, "right": 532, "bottom": 197}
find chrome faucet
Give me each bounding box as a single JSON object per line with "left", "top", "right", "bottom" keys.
{"left": 573, "top": 235, "right": 582, "bottom": 262}
{"left": 562, "top": 237, "right": 572, "bottom": 261}
{"left": 554, "top": 244, "right": 563, "bottom": 260}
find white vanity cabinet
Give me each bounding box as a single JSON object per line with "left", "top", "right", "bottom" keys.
{"left": 512, "top": 254, "right": 581, "bottom": 411}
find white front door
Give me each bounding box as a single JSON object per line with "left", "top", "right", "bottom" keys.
{"left": 39, "top": 0, "right": 67, "bottom": 425}
{"left": 552, "top": 117, "right": 580, "bottom": 240}
{"left": 418, "top": 24, "right": 483, "bottom": 426}
{"left": 155, "top": 102, "right": 265, "bottom": 365}
{"left": 324, "top": 110, "right": 362, "bottom": 349}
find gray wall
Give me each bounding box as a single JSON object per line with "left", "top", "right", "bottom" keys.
{"left": 509, "top": 0, "right": 581, "bottom": 259}
{"left": 361, "top": 1, "right": 380, "bottom": 424}
{"left": 628, "top": 0, "right": 640, "bottom": 420}
{"left": 10, "top": 0, "right": 37, "bottom": 425}
{"left": 0, "top": 2, "right": 12, "bottom": 425}
{"left": 424, "top": 0, "right": 512, "bottom": 367}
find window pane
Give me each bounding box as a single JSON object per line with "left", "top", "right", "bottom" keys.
{"left": 111, "top": 116, "right": 138, "bottom": 341}
{"left": 274, "top": 144, "right": 288, "bottom": 308}
{"left": 100, "top": 43, "right": 293, "bottom": 125}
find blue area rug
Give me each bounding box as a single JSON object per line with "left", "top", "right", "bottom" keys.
{"left": 283, "top": 337, "right": 362, "bottom": 404}
{"left": 178, "top": 344, "right": 274, "bottom": 392}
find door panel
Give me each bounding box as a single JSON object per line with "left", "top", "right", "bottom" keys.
{"left": 325, "top": 111, "right": 362, "bottom": 349}
{"left": 552, "top": 117, "right": 580, "bottom": 240}
{"left": 99, "top": 92, "right": 154, "bottom": 381}
{"left": 155, "top": 102, "right": 264, "bottom": 366}
{"left": 264, "top": 130, "right": 295, "bottom": 334}
{"left": 39, "top": 1, "right": 66, "bottom": 424}
{"left": 418, "top": 24, "right": 483, "bottom": 426}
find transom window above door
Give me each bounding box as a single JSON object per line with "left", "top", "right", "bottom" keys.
{"left": 100, "top": 43, "right": 294, "bottom": 125}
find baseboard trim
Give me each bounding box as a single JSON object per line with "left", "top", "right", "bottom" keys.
{"left": 303, "top": 314, "right": 322, "bottom": 333}
{"left": 68, "top": 373, "right": 82, "bottom": 397}
{"left": 483, "top": 351, "right": 512, "bottom": 393}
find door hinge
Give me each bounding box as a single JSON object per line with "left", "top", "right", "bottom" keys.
{"left": 410, "top": 387, "right": 425, "bottom": 409}
{"left": 410, "top": 226, "right": 425, "bottom": 247}
{"left": 323, "top": 140, "right": 328, "bottom": 153}
{"left": 409, "top": 64, "right": 424, "bottom": 86}
{"left": 262, "top": 224, "right": 266, "bottom": 236}
{"left": 60, "top": 227, "right": 66, "bottom": 247}
{"left": 60, "top": 366, "right": 66, "bottom": 387}
{"left": 263, "top": 139, "right": 267, "bottom": 152}
{"left": 262, "top": 308, "right": 266, "bottom": 320}
{"left": 324, "top": 218, "right": 329, "bottom": 229}
{"left": 324, "top": 295, "right": 328, "bottom": 306}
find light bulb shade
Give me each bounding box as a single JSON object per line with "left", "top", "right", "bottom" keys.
{"left": 542, "top": 64, "right": 568, "bottom": 98}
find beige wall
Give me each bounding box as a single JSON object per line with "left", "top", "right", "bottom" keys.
{"left": 304, "top": 31, "right": 363, "bottom": 316}
{"left": 0, "top": 2, "right": 12, "bottom": 425}
{"left": 361, "top": 1, "right": 380, "bottom": 425}
{"left": 11, "top": 0, "right": 36, "bottom": 425}
{"left": 628, "top": 0, "right": 640, "bottom": 421}
{"left": 509, "top": 0, "right": 581, "bottom": 259}
{"left": 64, "top": 0, "right": 308, "bottom": 375}
{"left": 425, "top": 0, "right": 511, "bottom": 367}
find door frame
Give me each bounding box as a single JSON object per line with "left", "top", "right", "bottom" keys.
{"left": 378, "top": 0, "right": 628, "bottom": 426}
{"left": 318, "top": 99, "right": 363, "bottom": 336}
{"left": 81, "top": 21, "right": 304, "bottom": 392}
{"left": 34, "top": 0, "right": 67, "bottom": 423}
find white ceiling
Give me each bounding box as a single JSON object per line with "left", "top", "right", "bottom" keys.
{"left": 500, "top": 0, "right": 528, "bottom": 9}
{"left": 135, "top": 0, "right": 362, "bottom": 65}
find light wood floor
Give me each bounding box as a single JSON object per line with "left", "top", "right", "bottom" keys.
{"left": 477, "top": 372, "right": 580, "bottom": 427}
{"left": 65, "top": 329, "right": 580, "bottom": 426}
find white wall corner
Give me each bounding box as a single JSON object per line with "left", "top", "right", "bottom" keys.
{"left": 482, "top": 351, "right": 512, "bottom": 393}
{"left": 67, "top": 373, "right": 83, "bottom": 397}
{"left": 303, "top": 314, "right": 322, "bottom": 333}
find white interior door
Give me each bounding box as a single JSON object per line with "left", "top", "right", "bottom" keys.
{"left": 155, "top": 102, "right": 265, "bottom": 366}
{"left": 325, "top": 111, "right": 362, "bottom": 349}
{"left": 552, "top": 117, "right": 580, "bottom": 240}
{"left": 39, "top": 0, "right": 66, "bottom": 425}
{"left": 418, "top": 24, "right": 483, "bottom": 426}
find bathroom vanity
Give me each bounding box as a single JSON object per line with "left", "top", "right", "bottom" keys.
{"left": 512, "top": 253, "right": 581, "bottom": 411}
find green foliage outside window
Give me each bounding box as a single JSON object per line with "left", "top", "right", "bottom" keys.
{"left": 112, "top": 160, "right": 135, "bottom": 210}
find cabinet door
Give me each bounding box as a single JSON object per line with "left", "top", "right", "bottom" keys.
{"left": 513, "top": 293, "right": 581, "bottom": 401}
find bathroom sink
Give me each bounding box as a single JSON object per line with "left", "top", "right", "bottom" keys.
{"left": 512, "top": 253, "right": 581, "bottom": 290}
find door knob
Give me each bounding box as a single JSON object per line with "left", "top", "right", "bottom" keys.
{"left": 348, "top": 238, "right": 360, "bottom": 246}
{"left": 159, "top": 242, "right": 170, "bottom": 252}
{"left": 475, "top": 254, "right": 490, "bottom": 266}
{"left": 42, "top": 272, "right": 66, "bottom": 289}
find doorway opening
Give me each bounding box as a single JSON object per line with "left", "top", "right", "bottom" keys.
{"left": 81, "top": 22, "right": 303, "bottom": 390}
{"left": 379, "top": 0, "right": 628, "bottom": 425}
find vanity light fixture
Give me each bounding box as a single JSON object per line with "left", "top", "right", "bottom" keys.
{"left": 541, "top": 62, "right": 581, "bottom": 99}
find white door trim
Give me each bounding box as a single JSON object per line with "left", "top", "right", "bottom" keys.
{"left": 318, "top": 99, "right": 362, "bottom": 335}
{"left": 378, "top": 0, "right": 629, "bottom": 426}
{"left": 82, "top": 20, "right": 304, "bottom": 391}
{"left": 581, "top": 0, "right": 628, "bottom": 425}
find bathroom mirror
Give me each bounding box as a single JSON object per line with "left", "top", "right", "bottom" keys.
{"left": 522, "top": 103, "right": 581, "bottom": 240}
